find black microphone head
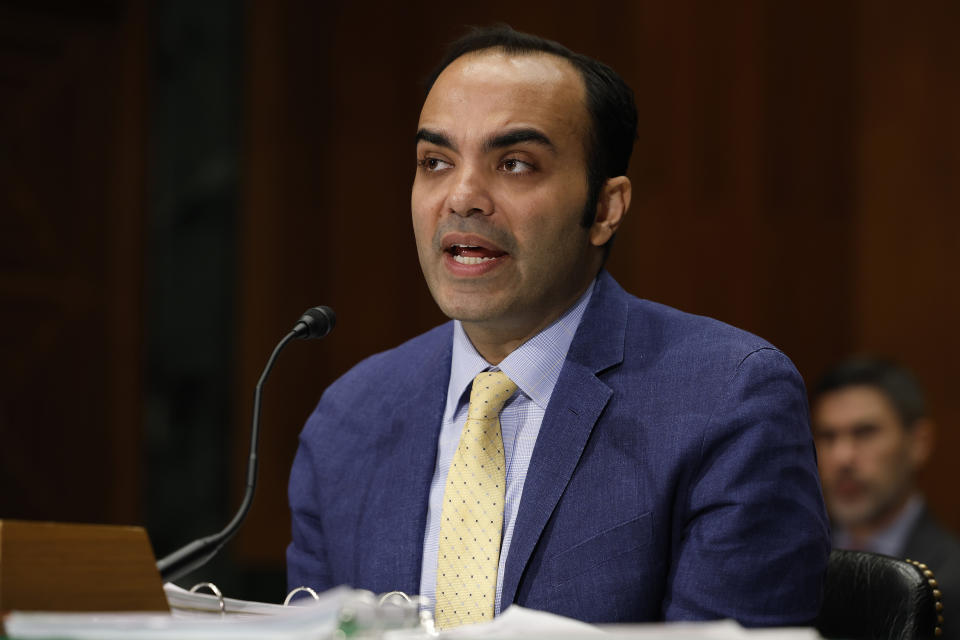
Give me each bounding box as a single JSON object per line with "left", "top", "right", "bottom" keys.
{"left": 293, "top": 305, "right": 336, "bottom": 339}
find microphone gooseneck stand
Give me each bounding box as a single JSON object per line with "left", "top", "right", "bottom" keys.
{"left": 156, "top": 306, "right": 336, "bottom": 583}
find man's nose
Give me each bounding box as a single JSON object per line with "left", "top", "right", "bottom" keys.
{"left": 831, "top": 436, "right": 859, "bottom": 467}
{"left": 446, "top": 165, "right": 493, "bottom": 217}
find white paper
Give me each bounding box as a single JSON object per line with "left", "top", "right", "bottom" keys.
{"left": 430, "top": 605, "right": 606, "bottom": 637}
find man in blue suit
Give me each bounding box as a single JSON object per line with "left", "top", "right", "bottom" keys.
{"left": 288, "top": 26, "right": 829, "bottom": 627}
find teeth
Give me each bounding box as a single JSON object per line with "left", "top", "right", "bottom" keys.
{"left": 453, "top": 255, "right": 496, "bottom": 265}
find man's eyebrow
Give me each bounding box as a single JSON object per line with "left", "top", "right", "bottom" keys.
{"left": 484, "top": 128, "right": 555, "bottom": 153}
{"left": 416, "top": 128, "right": 456, "bottom": 151}
{"left": 415, "top": 127, "right": 555, "bottom": 154}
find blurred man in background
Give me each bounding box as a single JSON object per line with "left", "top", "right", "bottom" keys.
{"left": 812, "top": 357, "right": 960, "bottom": 633}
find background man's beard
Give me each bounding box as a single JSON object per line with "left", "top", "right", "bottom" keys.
{"left": 828, "top": 482, "right": 910, "bottom": 529}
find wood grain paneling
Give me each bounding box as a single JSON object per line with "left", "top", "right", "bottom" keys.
{"left": 852, "top": 1, "right": 960, "bottom": 531}
{"left": 0, "top": 2, "right": 146, "bottom": 526}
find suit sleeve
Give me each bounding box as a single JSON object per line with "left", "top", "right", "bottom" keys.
{"left": 663, "top": 347, "right": 830, "bottom": 626}
{"left": 286, "top": 416, "right": 335, "bottom": 594}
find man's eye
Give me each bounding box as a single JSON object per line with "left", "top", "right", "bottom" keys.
{"left": 417, "top": 157, "right": 453, "bottom": 172}
{"left": 499, "top": 158, "right": 533, "bottom": 174}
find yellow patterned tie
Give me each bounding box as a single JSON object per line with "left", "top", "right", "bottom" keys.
{"left": 435, "top": 371, "right": 518, "bottom": 629}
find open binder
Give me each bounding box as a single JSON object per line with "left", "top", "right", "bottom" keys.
{"left": 0, "top": 520, "right": 428, "bottom": 638}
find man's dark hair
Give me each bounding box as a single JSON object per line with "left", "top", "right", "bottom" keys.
{"left": 812, "top": 357, "right": 927, "bottom": 428}
{"left": 425, "top": 25, "right": 638, "bottom": 228}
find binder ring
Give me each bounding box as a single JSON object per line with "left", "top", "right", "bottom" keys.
{"left": 189, "top": 581, "right": 225, "bottom": 615}
{"left": 378, "top": 590, "right": 412, "bottom": 605}
{"left": 284, "top": 585, "right": 320, "bottom": 605}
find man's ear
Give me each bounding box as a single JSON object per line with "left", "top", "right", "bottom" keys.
{"left": 908, "top": 418, "right": 935, "bottom": 468}
{"left": 590, "top": 176, "right": 631, "bottom": 247}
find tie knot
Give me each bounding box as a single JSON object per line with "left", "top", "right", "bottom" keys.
{"left": 467, "top": 371, "right": 518, "bottom": 419}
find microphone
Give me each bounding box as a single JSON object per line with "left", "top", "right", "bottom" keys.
{"left": 292, "top": 305, "right": 336, "bottom": 339}
{"left": 156, "top": 305, "right": 337, "bottom": 582}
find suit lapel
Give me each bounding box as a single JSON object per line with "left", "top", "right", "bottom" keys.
{"left": 500, "top": 271, "right": 629, "bottom": 606}
{"left": 356, "top": 326, "right": 452, "bottom": 595}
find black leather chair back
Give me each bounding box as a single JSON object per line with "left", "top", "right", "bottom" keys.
{"left": 816, "top": 549, "right": 943, "bottom": 640}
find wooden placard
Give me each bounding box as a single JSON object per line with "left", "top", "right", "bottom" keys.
{"left": 0, "top": 520, "right": 168, "bottom": 612}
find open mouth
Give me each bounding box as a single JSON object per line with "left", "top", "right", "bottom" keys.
{"left": 446, "top": 243, "right": 507, "bottom": 265}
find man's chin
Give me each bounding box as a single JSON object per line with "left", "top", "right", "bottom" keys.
{"left": 828, "top": 498, "right": 886, "bottom": 530}
{"left": 435, "top": 297, "right": 507, "bottom": 325}
{"left": 427, "top": 281, "right": 509, "bottom": 320}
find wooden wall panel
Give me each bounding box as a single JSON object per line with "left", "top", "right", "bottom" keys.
{"left": 853, "top": 1, "right": 960, "bottom": 531}
{"left": 0, "top": 2, "right": 146, "bottom": 526}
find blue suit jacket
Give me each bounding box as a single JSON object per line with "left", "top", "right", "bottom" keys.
{"left": 288, "top": 271, "right": 829, "bottom": 625}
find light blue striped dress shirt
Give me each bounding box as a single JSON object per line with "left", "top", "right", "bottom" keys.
{"left": 418, "top": 279, "right": 596, "bottom": 615}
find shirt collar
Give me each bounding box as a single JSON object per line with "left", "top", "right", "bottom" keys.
{"left": 832, "top": 494, "right": 925, "bottom": 556}
{"left": 446, "top": 278, "right": 596, "bottom": 421}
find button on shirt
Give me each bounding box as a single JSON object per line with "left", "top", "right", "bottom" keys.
{"left": 419, "top": 279, "right": 596, "bottom": 615}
